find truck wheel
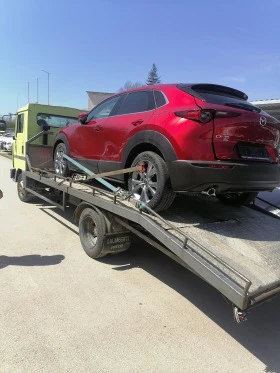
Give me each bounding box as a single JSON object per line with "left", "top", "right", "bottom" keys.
{"left": 17, "top": 173, "right": 33, "bottom": 202}
{"left": 79, "top": 208, "right": 107, "bottom": 259}
{"left": 128, "top": 151, "right": 176, "bottom": 212}
{"left": 54, "top": 143, "right": 69, "bottom": 177}
{"left": 216, "top": 192, "right": 258, "bottom": 206}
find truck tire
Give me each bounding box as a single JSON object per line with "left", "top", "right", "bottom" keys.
{"left": 216, "top": 192, "right": 258, "bottom": 206}
{"left": 79, "top": 208, "right": 107, "bottom": 259}
{"left": 17, "top": 173, "right": 33, "bottom": 202}
{"left": 128, "top": 151, "right": 176, "bottom": 212}
{"left": 54, "top": 142, "right": 69, "bottom": 177}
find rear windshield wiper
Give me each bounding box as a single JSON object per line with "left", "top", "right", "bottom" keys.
{"left": 224, "top": 103, "right": 261, "bottom": 113}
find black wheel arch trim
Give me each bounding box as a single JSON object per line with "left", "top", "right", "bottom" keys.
{"left": 121, "top": 130, "right": 177, "bottom": 165}
{"left": 53, "top": 134, "right": 70, "bottom": 156}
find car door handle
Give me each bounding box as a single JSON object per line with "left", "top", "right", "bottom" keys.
{"left": 131, "top": 119, "right": 144, "bottom": 126}
{"left": 94, "top": 124, "right": 102, "bottom": 131}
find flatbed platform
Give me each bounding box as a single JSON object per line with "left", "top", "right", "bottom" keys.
{"left": 19, "top": 168, "right": 280, "bottom": 320}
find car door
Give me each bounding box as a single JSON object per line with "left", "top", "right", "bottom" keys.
{"left": 97, "top": 90, "right": 156, "bottom": 174}
{"left": 14, "top": 112, "right": 26, "bottom": 170}
{"left": 69, "top": 95, "right": 122, "bottom": 171}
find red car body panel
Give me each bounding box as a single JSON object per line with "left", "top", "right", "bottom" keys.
{"left": 54, "top": 83, "right": 280, "bottom": 194}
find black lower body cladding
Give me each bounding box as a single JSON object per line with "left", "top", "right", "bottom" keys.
{"left": 168, "top": 160, "right": 280, "bottom": 193}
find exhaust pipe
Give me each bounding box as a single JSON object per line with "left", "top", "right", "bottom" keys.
{"left": 201, "top": 188, "right": 216, "bottom": 196}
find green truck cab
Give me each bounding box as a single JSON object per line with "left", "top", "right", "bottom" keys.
{"left": 4, "top": 103, "right": 82, "bottom": 181}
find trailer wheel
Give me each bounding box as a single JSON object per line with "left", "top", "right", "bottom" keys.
{"left": 79, "top": 208, "right": 107, "bottom": 259}
{"left": 216, "top": 192, "right": 258, "bottom": 206}
{"left": 54, "top": 142, "right": 69, "bottom": 177}
{"left": 17, "top": 173, "right": 33, "bottom": 202}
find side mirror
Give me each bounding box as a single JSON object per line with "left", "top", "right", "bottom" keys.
{"left": 78, "top": 112, "right": 88, "bottom": 124}
{"left": 0, "top": 120, "right": 6, "bottom": 132}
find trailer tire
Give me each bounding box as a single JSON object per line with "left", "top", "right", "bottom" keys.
{"left": 54, "top": 142, "right": 69, "bottom": 177}
{"left": 216, "top": 192, "right": 258, "bottom": 206}
{"left": 79, "top": 208, "right": 107, "bottom": 259}
{"left": 17, "top": 173, "right": 33, "bottom": 202}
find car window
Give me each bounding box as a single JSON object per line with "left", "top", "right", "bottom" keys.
{"left": 154, "top": 90, "right": 167, "bottom": 108}
{"left": 116, "top": 91, "right": 155, "bottom": 115}
{"left": 87, "top": 96, "right": 121, "bottom": 121}
{"left": 17, "top": 114, "right": 24, "bottom": 134}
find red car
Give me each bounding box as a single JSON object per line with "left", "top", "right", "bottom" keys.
{"left": 53, "top": 83, "right": 280, "bottom": 211}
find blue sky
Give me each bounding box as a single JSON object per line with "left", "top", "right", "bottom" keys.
{"left": 0, "top": 0, "right": 279, "bottom": 114}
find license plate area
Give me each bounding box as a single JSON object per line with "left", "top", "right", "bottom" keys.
{"left": 238, "top": 145, "right": 270, "bottom": 160}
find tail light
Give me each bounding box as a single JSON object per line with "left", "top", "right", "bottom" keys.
{"left": 175, "top": 109, "right": 241, "bottom": 124}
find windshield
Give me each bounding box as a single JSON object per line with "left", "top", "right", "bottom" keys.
{"left": 178, "top": 84, "right": 262, "bottom": 113}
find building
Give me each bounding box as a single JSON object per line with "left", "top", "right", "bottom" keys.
{"left": 87, "top": 91, "right": 114, "bottom": 111}
{"left": 251, "top": 99, "right": 280, "bottom": 121}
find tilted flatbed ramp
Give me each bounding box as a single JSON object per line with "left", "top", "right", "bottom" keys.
{"left": 21, "top": 169, "right": 280, "bottom": 321}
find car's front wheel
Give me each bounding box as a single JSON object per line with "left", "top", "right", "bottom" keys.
{"left": 54, "top": 143, "right": 69, "bottom": 177}
{"left": 216, "top": 192, "right": 258, "bottom": 206}
{"left": 128, "top": 151, "right": 176, "bottom": 212}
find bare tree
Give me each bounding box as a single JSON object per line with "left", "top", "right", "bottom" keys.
{"left": 118, "top": 81, "right": 144, "bottom": 92}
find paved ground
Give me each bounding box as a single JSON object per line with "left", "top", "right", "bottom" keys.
{"left": 1, "top": 155, "right": 280, "bottom": 373}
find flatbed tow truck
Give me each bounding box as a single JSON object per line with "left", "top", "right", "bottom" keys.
{"left": 6, "top": 105, "right": 280, "bottom": 324}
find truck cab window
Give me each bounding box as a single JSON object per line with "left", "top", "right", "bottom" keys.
{"left": 17, "top": 114, "right": 24, "bottom": 134}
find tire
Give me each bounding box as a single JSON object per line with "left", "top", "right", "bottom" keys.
{"left": 54, "top": 142, "right": 69, "bottom": 177}
{"left": 79, "top": 208, "right": 107, "bottom": 259}
{"left": 216, "top": 192, "right": 258, "bottom": 206}
{"left": 17, "top": 173, "right": 33, "bottom": 202}
{"left": 128, "top": 151, "right": 176, "bottom": 212}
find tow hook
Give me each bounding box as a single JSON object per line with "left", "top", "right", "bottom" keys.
{"left": 233, "top": 306, "right": 247, "bottom": 324}
{"left": 139, "top": 164, "right": 146, "bottom": 173}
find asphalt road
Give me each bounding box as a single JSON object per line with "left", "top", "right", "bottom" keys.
{"left": 1, "top": 155, "right": 280, "bottom": 373}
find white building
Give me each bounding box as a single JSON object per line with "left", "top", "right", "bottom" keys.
{"left": 87, "top": 91, "right": 114, "bottom": 111}
{"left": 251, "top": 99, "right": 280, "bottom": 121}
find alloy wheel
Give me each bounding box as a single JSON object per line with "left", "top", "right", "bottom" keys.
{"left": 131, "top": 160, "right": 158, "bottom": 203}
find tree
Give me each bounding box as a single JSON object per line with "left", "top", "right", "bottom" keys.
{"left": 118, "top": 81, "right": 144, "bottom": 92}
{"left": 146, "top": 63, "right": 161, "bottom": 85}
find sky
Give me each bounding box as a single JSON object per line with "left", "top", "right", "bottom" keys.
{"left": 0, "top": 0, "right": 280, "bottom": 115}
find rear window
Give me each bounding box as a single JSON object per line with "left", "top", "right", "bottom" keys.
{"left": 178, "top": 84, "right": 261, "bottom": 113}
{"left": 37, "top": 113, "right": 78, "bottom": 128}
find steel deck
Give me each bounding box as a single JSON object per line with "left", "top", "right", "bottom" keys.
{"left": 23, "top": 170, "right": 280, "bottom": 312}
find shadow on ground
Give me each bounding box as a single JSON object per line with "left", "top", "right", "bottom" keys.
{"left": 0, "top": 254, "right": 65, "bottom": 269}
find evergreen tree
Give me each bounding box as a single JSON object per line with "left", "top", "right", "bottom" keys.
{"left": 146, "top": 64, "right": 161, "bottom": 85}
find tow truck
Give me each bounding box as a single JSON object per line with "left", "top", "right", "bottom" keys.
{"left": 3, "top": 103, "right": 280, "bottom": 323}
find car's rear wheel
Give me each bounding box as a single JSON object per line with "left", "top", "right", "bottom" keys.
{"left": 128, "top": 151, "right": 176, "bottom": 212}
{"left": 54, "top": 143, "right": 69, "bottom": 177}
{"left": 216, "top": 192, "right": 258, "bottom": 206}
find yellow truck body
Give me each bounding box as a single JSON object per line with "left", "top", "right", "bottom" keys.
{"left": 12, "top": 103, "right": 82, "bottom": 175}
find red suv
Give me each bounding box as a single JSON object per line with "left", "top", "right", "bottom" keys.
{"left": 53, "top": 84, "right": 280, "bottom": 211}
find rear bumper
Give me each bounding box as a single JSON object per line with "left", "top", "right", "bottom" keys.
{"left": 168, "top": 160, "right": 280, "bottom": 193}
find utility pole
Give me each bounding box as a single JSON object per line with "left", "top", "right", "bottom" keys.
{"left": 36, "top": 77, "right": 39, "bottom": 103}
{"left": 42, "top": 70, "right": 50, "bottom": 105}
